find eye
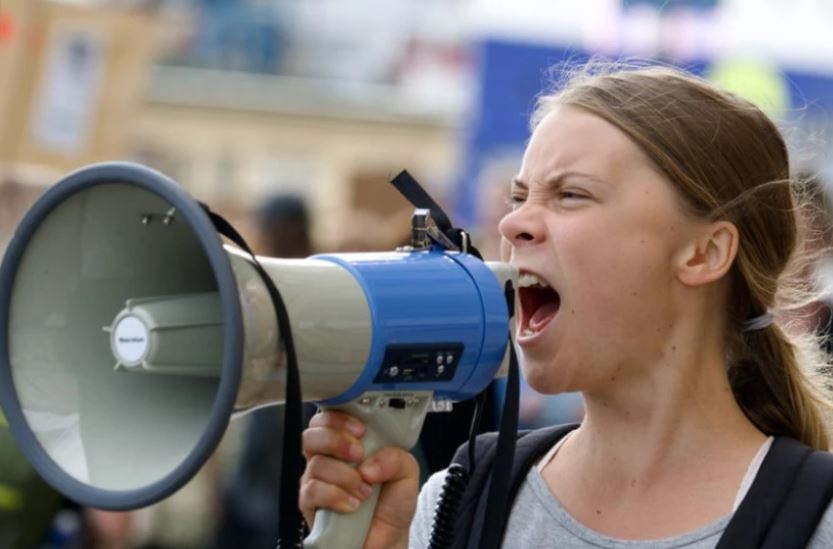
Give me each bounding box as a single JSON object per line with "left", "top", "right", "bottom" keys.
{"left": 557, "top": 189, "right": 589, "bottom": 201}
{"left": 505, "top": 193, "right": 526, "bottom": 210}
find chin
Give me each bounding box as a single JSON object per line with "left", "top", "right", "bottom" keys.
{"left": 521, "top": 343, "right": 598, "bottom": 395}
{"left": 521, "top": 361, "right": 573, "bottom": 395}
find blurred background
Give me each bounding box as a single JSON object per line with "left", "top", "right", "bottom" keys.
{"left": 2, "top": 0, "right": 833, "bottom": 547}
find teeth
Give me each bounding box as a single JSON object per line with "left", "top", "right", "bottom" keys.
{"left": 521, "top": 328, "right": 536, "bottom": 337}
{"left": 518, "top": 273, "right": 549, "bottom": 288}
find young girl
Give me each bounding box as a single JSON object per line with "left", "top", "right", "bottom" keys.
{"left": 299, "top": 64, "right": 833, "bottom": 548}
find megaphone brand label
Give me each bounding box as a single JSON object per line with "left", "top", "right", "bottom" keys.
{"left": 112, "top": 315, "right": 150, "bottom": 365}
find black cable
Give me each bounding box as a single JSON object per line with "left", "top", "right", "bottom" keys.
{"left": 424, "top": 386, "right": 485, "bottom": 549}
{"left": 467, "top": 391, "right": 486, "bottom": 473}
{"left": 427, "top": 463, "right": 471, "bottom": 549}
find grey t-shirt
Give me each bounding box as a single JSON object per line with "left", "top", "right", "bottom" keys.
{"left": 409, "top": 466, "right": 833, "bottom": 548}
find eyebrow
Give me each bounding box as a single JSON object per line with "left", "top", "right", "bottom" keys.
{"left": 511, "top": 171, "right": 613, "bottom": 190}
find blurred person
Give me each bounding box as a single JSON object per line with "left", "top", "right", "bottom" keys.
{"left": 129, "top": 460, "right": 222, "bottom": 549}
{"left": 0, "top": 409, "right": 66, "bottom": 549}
{"left": 331, "top": 208, "right": 412, "bottom": 253}
{"left": 0, "top": 167, "right": 76, "bottom": 549}
{"left": 83, "top": 455, "right": 222, "bottom": 549}
{"left": 472, "top": 151, "right": 524, "bottom": 261}
{"left": 300, "top": 64, "right": 833, "bottom": 548}
{"left": 84, "top": 509, "right": 132, "bottom": 549}
{"left": 254, "top": 194, "right": 314, "bottom": 258}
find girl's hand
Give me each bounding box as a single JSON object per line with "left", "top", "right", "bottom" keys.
{"left": 300, "top": 410, "right": 420, "bottom": 549}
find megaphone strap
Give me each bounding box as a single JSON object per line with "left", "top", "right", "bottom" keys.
{"left": 199, "top": 203, "right": 305, "bottom": 549}
{"left": 391, "top": 171, "right": 454, "bottom": 233}
{"left": 391, "top": 171, "right": 484, "bottom": 260}
{"left": 479, "top": 323, "right": 520, "bottom": 549}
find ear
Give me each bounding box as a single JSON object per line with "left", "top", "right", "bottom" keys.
{"left": 675, "top": 221, "right": 739, "bottom": 287}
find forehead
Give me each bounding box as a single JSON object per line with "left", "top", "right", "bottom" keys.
{"left": 519, "top": 105, "right": 650, "bottom": 183}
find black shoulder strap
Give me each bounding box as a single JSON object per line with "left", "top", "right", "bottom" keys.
{"left": 760, "top": 441, "right": 833, "bottom": 548}
{"left": 448, "top": 424, "right": 579, "bottom": 549}
{"left": 200, "top": 204, "right": 305, "bottom": 547}
{"left": 717, "top": 437, "right": 833, "bottom": 549}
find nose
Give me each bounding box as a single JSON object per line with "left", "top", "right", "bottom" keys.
{"left": 498, "top": 205, "right": 544, "bottom": 248}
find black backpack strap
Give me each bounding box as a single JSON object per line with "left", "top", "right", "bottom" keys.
{"left": 448, "top": 424, "right": 579, "bottom": 549}
{"left": 447, "top": 432, "right": 500, "bottom": 549}
{"left": 717, "top": 437, "right": 833, "bottom": 549}
{"left": 760, "top": 443, "right": 833, "bottom": 548}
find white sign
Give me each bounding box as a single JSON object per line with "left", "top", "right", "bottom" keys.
{"left": 31, "top": 28, "right": 106, "bottom": 153}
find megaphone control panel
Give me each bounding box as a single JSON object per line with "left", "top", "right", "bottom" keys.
{"left": 373, "top": 342, "right": 463, "bottom": 383}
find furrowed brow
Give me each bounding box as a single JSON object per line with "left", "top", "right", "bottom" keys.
{"left": 548, "top": 171, "right": 613, "bottom": 190}
{"left": 512, "top": 171, "right": 611, "bottom": 193}
{"left": 510, "top": 177, "right": 527, "bottom": 191}
{"left": 550, "top": 171, "right": 612, "bottom": 187}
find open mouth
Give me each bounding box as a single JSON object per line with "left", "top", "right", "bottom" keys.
{"left": 518, "top": 272, "right": 560, "bottom": 338}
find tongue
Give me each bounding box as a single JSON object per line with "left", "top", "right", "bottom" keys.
{"left": 529, "top": 302, "right": 559, "bottom": 330}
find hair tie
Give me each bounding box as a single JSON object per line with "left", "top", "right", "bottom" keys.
{"left": 743, "top": 311, "right": 774, "bottom": 332}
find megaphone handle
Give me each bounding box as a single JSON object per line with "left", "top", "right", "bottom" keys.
{"left": 303, "top": 392, "right": 432, "bottom": 549}
{"left": 303, "top": 430, "right": 384, "bottom": 549}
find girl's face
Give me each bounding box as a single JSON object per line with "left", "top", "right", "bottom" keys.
{"left": 499, "top": 106, "right": 702, "bottom": 395}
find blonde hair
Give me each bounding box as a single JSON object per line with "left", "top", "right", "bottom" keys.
{"left": 534, "top": 62, "right": 832, "bottom": 450}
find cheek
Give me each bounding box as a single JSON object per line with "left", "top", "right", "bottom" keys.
{"left": 563, "top": 232, "right": 677, "bottom": 334}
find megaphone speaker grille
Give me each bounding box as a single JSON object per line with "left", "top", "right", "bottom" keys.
{"left": 0, "top": 163, "right": 244, "bottom": 510}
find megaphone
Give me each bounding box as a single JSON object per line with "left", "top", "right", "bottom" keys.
{"left": 0, "top": 162, "right": 516, "bottom": 548}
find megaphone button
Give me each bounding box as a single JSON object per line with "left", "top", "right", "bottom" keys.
{"left": 388, "top": 398, "right": 407, "bottom": 409}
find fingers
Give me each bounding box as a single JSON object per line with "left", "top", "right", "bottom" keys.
{"left": 308, "top": 410, "right": 366, "bottom": 437}
{"left": 299, "top": 410, "right": 419, "bottom": 548}
{"left": 360, "top": 448, "right": 420, "bottom": 549}
{"left": 303, "top": 410, "right": 366, "bottom": 462}
{"left": 303, "top": 427, "right": 364, "bottom": 463}
{"left": 300, "top": 478, "right": 362, "bottom": 525}
{"left": 359, "top": 447, "right": 420, "bottom": 486}
{"left": 305, "top": 455, "right": 374, "bottom": 501}
{"left": 300, "top": 454, "right": 375, "bottom": 526}
{"left": 300, "top": 411, "right": 370, "bottom": 525}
